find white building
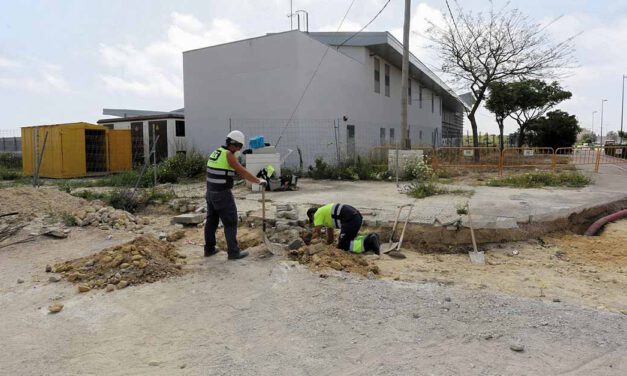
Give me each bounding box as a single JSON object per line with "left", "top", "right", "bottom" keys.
{"left": 98, "top": 108, "right": 186, "bottom": 166}
{"left": 183, "top": 31, "right": 465, "bottom": 168}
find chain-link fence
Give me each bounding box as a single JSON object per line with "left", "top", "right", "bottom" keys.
{"left": 229, "top": 117, "right": 442, "bottom": 171}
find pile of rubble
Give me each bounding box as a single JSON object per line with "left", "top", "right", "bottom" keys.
{"left": 71, "top": 201, "right": 151, "bottom": 231}
{"left": 268, "top": 203, "right": 308, "bottom": 250}
{"left": 168, "top": 198, "right": 200, "bottom": 214}
{"left": 288, "top": 242, "right": 380, "bottom": 277}
{"left": 50, "top": 235, "right": 185, "bottom": 292}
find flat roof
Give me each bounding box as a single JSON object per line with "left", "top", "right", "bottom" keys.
{"left": 97, "top": 113, "right": 184, "bottom": 124}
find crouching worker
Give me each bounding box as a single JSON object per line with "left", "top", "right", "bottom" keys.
{"left": 204, "top": 130, "right": 267, "bottom": 260}
{"left": 307, "top": 203, "right": 380, "bottom": 254}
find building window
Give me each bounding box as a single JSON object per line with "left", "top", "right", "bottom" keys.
{"left": 431, "top": 92, "right": 435, "bottom": 113}
{"left": 373, "top": 58, "right": 380, "bottom": 94}
{"left": 389, "top": 128, "right": 395, "bottom": 144}
{"left": 408, "top": 79, "right": 412, "bottom": 105}
{"left": 384, "top": 64, "right": 390, "bottom": 97}
{"left": 419, "top": 85, "right": 423, "bottom": 109}
{"left": 419, "top": 130, "right": 423, "bottom": 140}
{"left": 439, "top": 97, "right": 443, "bottom": 115}
{"left": 175, "top": 120, "right": 185, "bottom": 137}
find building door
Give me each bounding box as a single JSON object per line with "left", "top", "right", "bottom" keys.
{"left": 347, "top": 124, "right": 355, "bottom": 159}
{"left": 130, "top": 122, "right": 144, "bottom": 166}
{"left": 148, "top": 121, "right": 168, "bottom": 163}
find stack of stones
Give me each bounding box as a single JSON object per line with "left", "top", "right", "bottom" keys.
{"left": 270, "top": 203, "right": 308, "bottom": 250}
{"left": 72, "top": 204, "right": 151, "bottom": 232}
{"left": 168, "top": 199, "right": 199, "bottom": 214}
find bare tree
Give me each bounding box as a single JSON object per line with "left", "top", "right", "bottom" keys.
{"left": 427, "top": 0, "right": 575, "bottom": 150}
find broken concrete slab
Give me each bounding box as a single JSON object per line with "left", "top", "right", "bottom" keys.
{"left": 172, "top": 213, "right": 205, "bottom": 225}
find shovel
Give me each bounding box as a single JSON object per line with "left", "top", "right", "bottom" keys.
{"left": 383, "top": 204, "right": 413, "bottom": 258}
{"left": 466, "top": 203, "right": 485, "bottom": 265}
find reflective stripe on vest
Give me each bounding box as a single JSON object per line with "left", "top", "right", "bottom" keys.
{"left": 331, "top": 203, "right": 343, "bottom": 229}
{"left": 349, "top": 235, "right": 365, "bottom": 254}
{"left": 206, "top": 147, "right": 235, "bottom": 187}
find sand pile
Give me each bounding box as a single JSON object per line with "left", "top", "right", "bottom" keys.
{"left": 52, "top": 235, "right": 185, "bottom": 292}
{"left": 0, "top": 187, "right": 83, "bottom": 218}
{"left": 288, "top": 242, "right": 380, "bottom": 277}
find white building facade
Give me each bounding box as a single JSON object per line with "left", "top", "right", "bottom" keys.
{"left": 183, "top": 31, "right": 464, "bottom": 168}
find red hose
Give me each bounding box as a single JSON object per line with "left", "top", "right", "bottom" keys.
{"left": 584, "top": 209, "right": 627, "bottom": 236}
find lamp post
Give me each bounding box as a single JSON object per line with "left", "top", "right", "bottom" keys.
{"left": 600, "top": 99, "right": 607, "bottom": 146}
{"left": 621, "top": 74, "right": 626, "bottom": 136}
{"left": 592, "top": 110, "right": 597, "bottom": 143}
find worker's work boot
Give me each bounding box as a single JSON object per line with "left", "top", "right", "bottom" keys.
{"left": 227, "top": 250, "right": 249, "bottom": 260}
{"left": 364, "top": 233, "right": 381, "bottom": 255}
{"left": 204, "top": 248, "right": 219, "bottom": 257}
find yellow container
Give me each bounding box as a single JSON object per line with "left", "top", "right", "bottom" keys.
{"left": 21, "top": 122, "right": 132, "bottom": 178}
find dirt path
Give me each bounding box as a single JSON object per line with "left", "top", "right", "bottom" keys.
{"left": 1, "top": 224, "right": 627, "bottom": 375}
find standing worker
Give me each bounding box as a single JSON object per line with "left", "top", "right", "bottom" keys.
{"left": 307, "top": 203, "right": 380, "bottom": 254}
{"left": 204, "top": 130, "right": 266, "bottom": 260}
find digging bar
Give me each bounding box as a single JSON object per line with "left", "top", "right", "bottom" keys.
{"left": 261, "top": 186, "right": 276, "bottom": 255}
{"left": 466, "top": 203, "right": 485, "bottom": 265}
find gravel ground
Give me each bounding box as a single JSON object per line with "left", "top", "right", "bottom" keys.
{"left": 1, "top": 230, "right": 626, "bottom": 375}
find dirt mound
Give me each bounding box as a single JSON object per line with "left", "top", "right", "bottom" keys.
{"left": 52, "top": 235, "right": 186, "bottom": 291}
{"left": 0, "top": 187, "right": 83, "bottom": 218}
{"left": 288, "top": 242, "right": 380, "bottom": 277}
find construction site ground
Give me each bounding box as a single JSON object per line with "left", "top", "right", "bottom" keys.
{"left": 1, "top": 164, "right": 626, "bottom": 375}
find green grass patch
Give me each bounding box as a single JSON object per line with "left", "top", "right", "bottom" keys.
{"left": 486, "top": 171, "right": 591, "bottom": 188}
{"left": 0, "top": 167, "right": 21, "bottom": 180}
{"left": 308, "top": 157, "right": 389, "bottom": 181}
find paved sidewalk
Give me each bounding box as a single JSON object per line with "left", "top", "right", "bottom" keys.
{"left": 238, "top": 164, "right": 627, "bottom": 229}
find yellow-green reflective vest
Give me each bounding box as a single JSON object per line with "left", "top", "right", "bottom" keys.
{"left": 349, "top": 235, "right": 365, "bottom": 254}
{"left": 207, "top": 147, "right": 236, "bottom": 191}
{"left": 313, "top": 203, "right": 344, "bottom": 229}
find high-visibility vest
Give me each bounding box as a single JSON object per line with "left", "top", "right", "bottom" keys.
{"left": 349, "top": 235, "right": 365, "bottom": 254}
{"left": 313, "top": 203, "right": 344, "bottom": 229}
{"left": 206, "top": 147, "right": 236, "bottom": 190}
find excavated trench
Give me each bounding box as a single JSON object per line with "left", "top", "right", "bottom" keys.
{"left": 367, "top": 198, "right": 627, "bottom": 253}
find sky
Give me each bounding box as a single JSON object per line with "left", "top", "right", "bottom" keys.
{"left": 1, "top": 0, "right": 627, "bottom": 137}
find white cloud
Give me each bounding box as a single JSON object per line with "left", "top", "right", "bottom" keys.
{"left": 391, "top": 2, "right": 445, "bottom": 68}
{"left": 0, "top": 57, "right": 71, "bottom": 94}
{"left": 99, "top": 13, "right": 244, "bottom": 99}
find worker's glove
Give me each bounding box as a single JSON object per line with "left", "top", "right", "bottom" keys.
{"left": 258, "top": 178, "right": 267, "bottom": 186}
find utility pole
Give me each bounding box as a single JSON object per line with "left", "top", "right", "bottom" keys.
{"left": 600, "top": 99, "right": 607, "bottom": 146}
{"left": 400, "top": 0, "right": 410, "bottom": 150}
{"left": 290, "top": 0, "right": 293, "bottom": 30}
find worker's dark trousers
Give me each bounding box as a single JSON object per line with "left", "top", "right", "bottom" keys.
{"left": 337, "top": 215, "right": 363, "bottom": 251}
{"left": 204, "top": 189, "right": 240, "bottom": 255}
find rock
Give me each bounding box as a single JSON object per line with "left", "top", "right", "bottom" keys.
{"left": 329, "top": 261, "right": 343, "bottom": 271}
{"left": 179, "top": 364, "right": 186, "bottom": 369}
{"left": 45, "top": 264, "right": 52, "bottom": 273}
{"left": 158, "top": 232, "right": 167, "bottom": 240}
{"left": 99, "top": 225, "right": 110, "bottom": 231}
{"left": 78, "top": 285, "right": 91, "bottom": 293}
{"left": 172, "top": 213, "right": 205, "bottom": 225}
{"left": 106, "top": 284, "right": 115, "bottom": 292}
{"left": 552, "top": 298, "right": 561, "bottom": 303}
{"left": 49, "top": 275, "right": 62, "bottom": 283}
{"left": 132, "top": 254, "right": 143, "bottom": 261}
{"left": 444, "top": 297, "right": 452, "bottom": 302}
{"left": 101, "top": 255, "right": 113, "bottom": 264}
{"left": 143, "top": 218, "right": 151, "bottom": 225}
{"left": 84, "top": 260, "right": 95, "bottom": 267}
{"left": 120, "top": 263, "right": 130, "bottom": 269}
{"left": 510, "top": 344, "right": 525, "bottom": 352}
{"left": 75, "top": 210, "right": 87, "bottom": 220}
{"left": 148, "top": 361, "right": 160, "bottom": 367}
{"left": 84, "top": 206, "right": 96, "bottom": 213}
{"left": 412, "top": 313, "right": 420, "bottom": 319}
{"left": 17, "top": 278, "right": 24, "bottom": 284}
{"left": 48, "top": 303, "right": 64, "bottom": 313}
{"left": 118, "top": 280, "right": 129, "bottom": 289}
{"left": 44, "top": 229, "right": 68, "bottom": 239}
{"left": 288, "top": 238, "right": 305, "bottom": 250}
{"left": 368, "top": 265, "right": 380, "bottom": 274}
{"left": 166, "top": 230, "right": 185, "bottom": 242}
{"left": 67, "top": 272, "right": 86, "bottom": 282}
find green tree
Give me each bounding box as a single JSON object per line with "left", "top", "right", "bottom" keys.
{"left": 485, "top": 81, "right": 518, "bottom": 150}
{"left": 508, "top": 80, "right": 572, "bottom": 146}
{"left": 527, "top": 110, "right": 580, "bottom": 149}
{"left": 618, "top": 130, "right": 626, "bottom": 144}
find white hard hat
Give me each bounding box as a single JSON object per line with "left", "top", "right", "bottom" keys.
{"left": 226, "top": 130, "right": 245, "bottom": 145}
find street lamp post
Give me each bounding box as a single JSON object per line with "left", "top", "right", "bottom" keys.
{"left": 592, "top": 110, "right": 597, "bottom": 142}
{"left": 600, "top": 99, "right": 607, "bottom": 146}
{"left": 621, "top": 74, "right": 626, "bottom": 136}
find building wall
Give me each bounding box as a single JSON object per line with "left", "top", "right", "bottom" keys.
{"left": 183, "top": 31, "right": 449, "bottom": 167}
{"left": 101, "top": 119, "right": 187, "bottom": 163}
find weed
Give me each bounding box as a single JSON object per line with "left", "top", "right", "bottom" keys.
{"left": 60, "top": 211, "right": 78, "bottom": 227}
{"left": 108, "top": 189, "right": 144, "bottom": 213}
{"left": 486, "top": 171, "right": 591, "bottom": 188}
{"left": 403, "top": 157, "right": 433, "bottom": 181}
{"left": 456, "top": 204, "right": 469, "bottom": 215}
{"left": 0, "top": 167, "right": 20, "bottom": 180}
{"left": 404, "top": 181, "right": 446, "bottom": 199}
{"left": 71, "top": 189, "right": 110, "bottom": 201}
{"left": 308, "top": 157, "right": 388, "bottom": 181}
